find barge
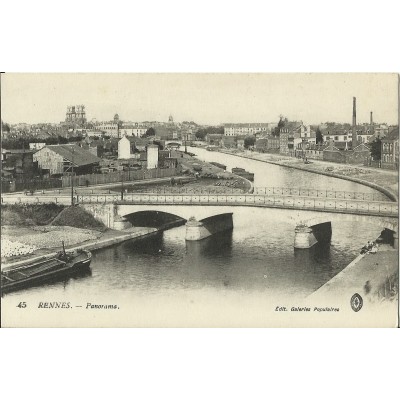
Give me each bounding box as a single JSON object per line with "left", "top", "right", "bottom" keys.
{"left": 1, "top": 247, "right": 92, "bottom": 294}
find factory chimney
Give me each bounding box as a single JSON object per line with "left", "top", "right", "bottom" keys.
{"left": 352, "top": 97, "right": 357, "bottom": 149}
{"left": 370, "top": 111, "right": 374, "bottom": 136}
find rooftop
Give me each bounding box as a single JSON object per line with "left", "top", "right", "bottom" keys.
{"left": 46, "top": 144, "right": 101, "bottom": 166}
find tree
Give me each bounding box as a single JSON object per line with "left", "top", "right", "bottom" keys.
{"left": 144, "top": 127, "right": 155, "bottom": 137}
{"left": 370, "top": 138, "right": 382, "bottom": 160}
{"left": 1, "top": 121, "right": 10, "bottom": 132}
{"left": 244, "top": 136, "right": 256, "bottom": 149}
{"left": 194, "top": 126, "right": 223, "bottom": 140}
{"left": 272, "top": 116, "right": 286, "bottom": 137}
{"left": 316, "top": 127, "right": 323, "bottom": 144}
{"left": 195, "top": 130, "right": 207, "bottom": 140}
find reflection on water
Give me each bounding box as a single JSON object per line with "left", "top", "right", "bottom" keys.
{"left": 5, "top": 207, "right": 382, "bottom": 300}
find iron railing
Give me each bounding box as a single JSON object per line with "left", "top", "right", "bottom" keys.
{"left": 2, "top": 193, "right": 398, "bottom": 217}
{"left": 253, "top": 187, "right": 387, "bottom": 201}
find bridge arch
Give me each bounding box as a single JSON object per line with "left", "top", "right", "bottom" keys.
{"left": 294, "top": 213, "right": 398, "bottom": 249}
{"left": 122, "top": 210, "right": 186, "bottom": 228}
{"left": 117, "top": 203, "right": 238, "bottom": 222}
{"left": 302, "top": 214, "right": 398, "bottom": 233}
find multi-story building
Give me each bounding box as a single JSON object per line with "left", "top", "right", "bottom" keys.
{"left": 279, "top": 121, "right": 306, "bottom": 155}
{"left": 322, "top": 124, "right": 374, "bottom": 144}
{"left": 120, "top": 126, "right": 148, "bottom": 138}
{"left": 381, "top": 127, "right": 399, "bottom": 169}
{"left": 97, "top": 122, "right": 119, "bottom": 137}
{"left": 374, "top": 124, "right": 389, "bottom": 139}
{"left": 224, "top": 123, "right": 277, "bottom": 137}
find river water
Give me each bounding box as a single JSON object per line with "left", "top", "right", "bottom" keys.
{"left": 4, "top": 148, "right": 384, "bottom": 301}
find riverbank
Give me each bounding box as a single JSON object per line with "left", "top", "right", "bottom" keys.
{"left": 1, "top": 225, "right": 161, "bottom": 271}
{"left": 218, "top": 149, "right": 398, "bottom": 201}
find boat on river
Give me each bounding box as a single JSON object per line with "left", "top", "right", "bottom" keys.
{"left": 231, "top": 167, "right": 255, "bottom": 181}
{"left": 210, "top": 162, "right": 227, "bottom": 170}
{"left": 1, "top": 248, "right": 92, "bottom": 294}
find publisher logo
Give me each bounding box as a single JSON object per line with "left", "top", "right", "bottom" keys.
{"left": 350, "top": 293, "right": 363, "bottom": 312}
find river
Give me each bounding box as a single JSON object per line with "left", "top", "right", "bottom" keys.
{"left": 4, "top": 148, "right": 385, "bottom": 303}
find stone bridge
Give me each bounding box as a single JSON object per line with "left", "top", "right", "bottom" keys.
{"left": 2, "top": 191, "right": 398, "bottom": 246}
{"left": 75, "top": 193, "right": 398, "bottom": 246}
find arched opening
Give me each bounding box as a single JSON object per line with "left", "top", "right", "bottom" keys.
{"left": 122, "top": 210, "right": 186, "bottom": 228}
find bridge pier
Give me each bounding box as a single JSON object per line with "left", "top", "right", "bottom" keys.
{"left": 294, "top": 222, "right": 332, "bottom": 249}
{"left": 185, "top": 213, "right": 233, "bottom": 241}
{"left": 294, "top": 225, "right": 318, "bottom": 249}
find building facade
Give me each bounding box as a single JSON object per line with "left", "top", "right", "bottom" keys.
{"left": 322, "top": 141, "right": 370, "bottom": 164}
{"left": 33, "top": 144, "right": 100, "bottom": 175}
{"left": 147, "top": 145, "right": 159, "bottom": 169}
{"left": 120, "top": 125, "right": 148, "bottom": 137}
{"left": 97, "top": 122, "right": 119, "bottom": 137}
{"left": 256, "top": 136, "right": 280, "bottom": 152}
{"left": 224, "top": 123, "right": 277, "bottom": 137}
{"left": 381, "top": 127, "right": 399, "bottom": 169}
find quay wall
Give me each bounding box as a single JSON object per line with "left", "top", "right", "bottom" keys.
{"left": 219, "top": 150, "right": 398, "bottom": 202}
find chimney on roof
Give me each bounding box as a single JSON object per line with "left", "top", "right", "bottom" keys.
{"left": 370, "top": 111, "right": 373, "bottom": 125}
{"left": 352, "top": 97, "right": 357, "bottom": 149}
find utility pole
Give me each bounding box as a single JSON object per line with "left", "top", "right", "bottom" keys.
{"left": 121, "top": 170, "right": 124, "bottom": 200}
{"left": 71, "top": 146, "right": 75, "bottom": 206}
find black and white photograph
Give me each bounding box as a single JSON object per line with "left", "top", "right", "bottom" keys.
{"left": 1, "top": 73, "right": 398, "bottom": 327}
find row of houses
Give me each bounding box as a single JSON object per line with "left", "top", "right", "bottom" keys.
{"left": 207, "top": 125, "right": 399, "bottom": 167}
{"left": 224, "top": 123, "right": 278, "bottom": 137}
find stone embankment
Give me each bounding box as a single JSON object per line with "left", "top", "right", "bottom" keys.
{"left": 219, "top": 149, "right": 398, "bottom": 201}
{"left": 309, "top": 244, "right": 398, "bottom": 304}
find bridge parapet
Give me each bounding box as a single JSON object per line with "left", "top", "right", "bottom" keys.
{"left": 72, "top": 193, "right": 398, "bottom": 218}
{"left": 2, "top": 193, "right": 398, "bottom": 218}
{"left": 253, "top": 187, "right": 389, "bottom": 201}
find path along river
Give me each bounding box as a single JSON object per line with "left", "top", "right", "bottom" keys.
{"left": 4, "top": 148, "right": 386, "bottom": 302}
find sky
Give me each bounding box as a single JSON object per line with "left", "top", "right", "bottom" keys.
{"left": 1, "top": 73, "right": 398, "bottom": 126}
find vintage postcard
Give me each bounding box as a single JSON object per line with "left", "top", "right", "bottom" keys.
{"left": 0, "top": 73, "right": 398, "bottom": 327}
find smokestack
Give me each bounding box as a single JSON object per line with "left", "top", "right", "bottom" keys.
{"left": 370, "top": 111, "right": 374, "bottom": 136}
{"left": 352, "top": 97, "right": 357, "bottom": 149}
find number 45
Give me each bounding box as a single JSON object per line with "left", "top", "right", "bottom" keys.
{"left": 17, "top": 302, "right": 27, "bottom": 308}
